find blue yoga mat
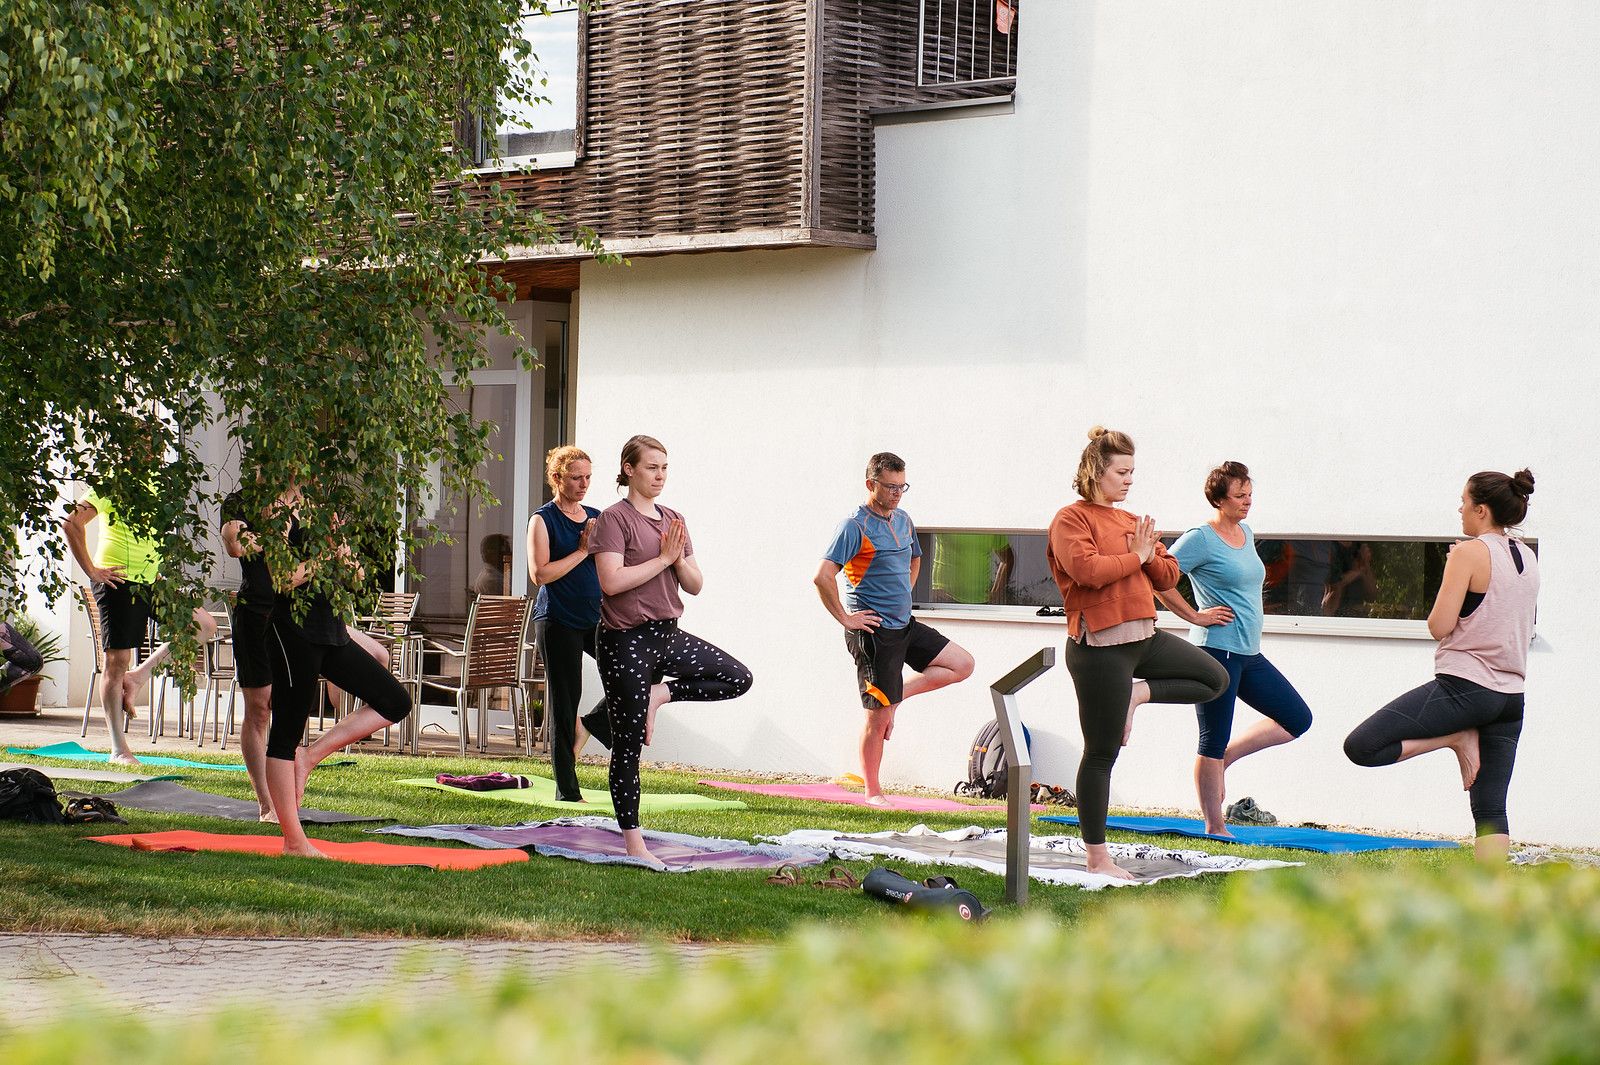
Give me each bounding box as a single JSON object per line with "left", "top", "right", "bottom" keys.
{"left": 5, "top": 741, "right": 247, "bottom": 773}
{"left": 1038, "top": 814, "right": 1461, "bottom": 854}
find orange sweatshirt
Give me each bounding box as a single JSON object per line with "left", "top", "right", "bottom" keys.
{"left": 1047, "top": 500, "right": 1180, "bottom": 640}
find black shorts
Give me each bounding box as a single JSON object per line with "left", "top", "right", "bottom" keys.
{"left": 844, "top": 618, "right": 950, "bottom": 710}
{"left": 92, "top": 581, "right": 153, "bottom": 651}
{"left": 231, "top": 608, "right": 274, "bottom": 689}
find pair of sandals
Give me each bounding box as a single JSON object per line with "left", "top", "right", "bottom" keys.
{"left": 58, "top": 793, "right": 128, "bottom": 825}
{"left": 766, "top": 864, "right": 859, "bottom": 889}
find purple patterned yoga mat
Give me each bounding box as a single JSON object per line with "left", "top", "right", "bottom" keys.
{"left": 698, "top": 779, "right": 1045, "bottom": 813}
{"left": 372, "top": 817, "right": 829, "bottom": 872}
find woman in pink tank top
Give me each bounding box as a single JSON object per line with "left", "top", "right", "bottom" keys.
{"left": 1344, "top": 469, "right": 1539, "bottom": 863}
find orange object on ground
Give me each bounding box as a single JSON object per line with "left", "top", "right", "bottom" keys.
{"left": 86, "top": 830, "right": 528, "bottom": 869}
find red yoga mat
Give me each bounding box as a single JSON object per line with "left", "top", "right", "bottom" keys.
{"left": 697, "top": 780, "right": 1042, "bottom": 813}
{"left": 86, "top": 830, "right": 528, "bottom": 869}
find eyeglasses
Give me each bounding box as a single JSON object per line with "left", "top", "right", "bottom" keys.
{"left": 872, "top": 480, "right": 911, "bottom": 495}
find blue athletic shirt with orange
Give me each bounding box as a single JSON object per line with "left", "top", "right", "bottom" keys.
{"left": 824, "top": 505, "right": 922, "bottom": 629}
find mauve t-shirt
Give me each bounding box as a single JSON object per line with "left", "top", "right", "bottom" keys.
{"left": 591, "top": 500, "right": 695, "bottom": 630}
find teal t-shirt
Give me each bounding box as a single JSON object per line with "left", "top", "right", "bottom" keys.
{"left": 1170, "top": 523, "right": 1265, "bottom": 656}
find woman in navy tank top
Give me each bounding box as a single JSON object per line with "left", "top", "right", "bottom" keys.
{"left": 528, "top": 446, "right": 604, "bottom": 802}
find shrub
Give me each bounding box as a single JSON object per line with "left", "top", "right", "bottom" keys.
{"left": 4, "top": 863, "right": 1598, "bottom": 1063}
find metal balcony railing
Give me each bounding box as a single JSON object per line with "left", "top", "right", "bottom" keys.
{"left": 917, "top": 0, "right": 1019, "bottom": 87}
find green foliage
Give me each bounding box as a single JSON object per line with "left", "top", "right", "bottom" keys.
{"left": 3, "top": 863, "right": 1598, "bottom": 1062}
{"left": 0, "top": 0, "right": 605, "bottom": 656}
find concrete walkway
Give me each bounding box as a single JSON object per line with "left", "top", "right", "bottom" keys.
{"left": 0, "top": 932, "right": 745, "bottom": 1029}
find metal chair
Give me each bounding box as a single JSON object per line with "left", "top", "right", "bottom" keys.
{"left": 359, "top": 592, "right": 420, "bottom": 748}
{"left": 516, "top": 607, "right": 548, "bottom": 757}
{"left": 412, "top": 595, "right": 531, "bottom": 755}
{"left": 196, "top": 606, "right": 236, "bottom": 747}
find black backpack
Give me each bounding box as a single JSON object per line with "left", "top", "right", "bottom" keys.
{"left": 0, "top": 767, "right": 64, "bottom": 824}
{"left": 955, "top": 719, "right": 1032, "bottom": 799}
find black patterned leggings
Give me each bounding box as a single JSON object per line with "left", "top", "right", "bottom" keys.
{"left": 597, "top": 620, "right": 753, "bottom": 829}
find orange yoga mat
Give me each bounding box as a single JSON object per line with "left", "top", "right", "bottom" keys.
{"left": 86, "top": 830, "right": 528, "bottom": 869}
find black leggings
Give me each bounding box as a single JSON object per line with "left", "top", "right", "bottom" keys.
{"left": 535, "top": 618, "right": 604, "bottom": 802}
{"left": 1063, "top": 630, "right": 1229, "bottom": 845}
{"left": 1344, "top": 674, "right": 1524, "bottom": 836}
{"left": 266, "top": 621, "right": 412, "bottom": 761}
{"left": 597, "top": 620, "right": 752, "bottom": 829}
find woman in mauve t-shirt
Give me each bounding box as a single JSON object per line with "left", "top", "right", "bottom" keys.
{"left": 591, "top": 434, "right": 753, "bottom": 866}
{"left": 1345, "top": 469, "right": 1540, "bottom": 864}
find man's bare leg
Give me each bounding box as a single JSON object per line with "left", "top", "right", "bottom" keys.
{"left": 899, "top": 642, "right": 975, "bottom": 701}
{"left": 238, "top": 686, "right": 274, "bottom": 820}
{"left": 860, "top": 703, "right": 897, "bottom": 806}
{"left": 122, "top": 608, "right": 218, "bottom": 715}
{"left": 265, "top": 756, "right": 325, "bottom": 858}
{"left": 99, "top": 648, "right": 140, "bottom": 765}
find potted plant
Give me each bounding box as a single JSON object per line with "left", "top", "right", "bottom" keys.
{"left": 0, "top": 615, "right": 66, "bottom": 716}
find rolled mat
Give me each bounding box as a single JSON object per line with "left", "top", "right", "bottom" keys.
{"left": 97, "top": 780, "right": 389, "bottom": 825}
{"left": 397, "top": 777, "right": 745, "bottom": 813}
{"left": 85, "top": 830, "right": 527, "bottom": 869}
{"left": 698, "top": 779, "right": 1041, "bottom": 814}
{"left": 6, "top": 742, "right": 247, "bottom": 772}
{"left": 0, "top": 762, "right": 182, "bottom": 784}
{"left": 1038, "top": 814, "right": 1462, "bottom": 854}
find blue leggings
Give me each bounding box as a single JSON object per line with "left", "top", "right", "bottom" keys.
{"left": 1195, "top": 648, "right": 1313, "bottom": 759}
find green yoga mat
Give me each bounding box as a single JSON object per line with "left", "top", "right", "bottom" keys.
{"left": 397, "top": 777, "right": 746, "bottom": 814}
{"left": 6, "top": 741, "right": 247, "bottom": 772}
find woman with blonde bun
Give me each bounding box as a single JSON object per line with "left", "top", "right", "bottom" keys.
{"left": 1047, "top": 427, "right": 1229, "bottom": 880}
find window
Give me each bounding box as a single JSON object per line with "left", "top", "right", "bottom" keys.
{"left": 468, "top": 2, "right": 581, "bottom": 170}
{"left": 910, "top": 529, "right": 1536, "bottom": 629}
{"left": 918, "top": 0, "right": 1019, "bottom": 87}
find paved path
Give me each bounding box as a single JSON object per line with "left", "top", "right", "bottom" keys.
{"left": 0, "top": 933, "right": 746, "bottom": 1029}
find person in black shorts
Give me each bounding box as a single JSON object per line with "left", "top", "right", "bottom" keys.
{"left": 221, "top": 483, "right": 290, "bottom": 820}
{"left": 814, "top": 453, "right": 974, "bottom": 806}
{"left": 262, "top": 484, "right": 413, "bottom": 857}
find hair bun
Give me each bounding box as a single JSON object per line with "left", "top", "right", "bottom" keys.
{"left": 1087, "top": 425, "right": 1108, "bottom": 441}
{"left": 1512, "top": 468, "right": 1535, "bottom": 497}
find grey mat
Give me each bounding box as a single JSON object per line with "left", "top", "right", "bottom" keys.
{"left": 0, "top": 761, "right": 182, "bottom": 784}
{"left": 94, "top": 780, "right": 390, "bottom": 825}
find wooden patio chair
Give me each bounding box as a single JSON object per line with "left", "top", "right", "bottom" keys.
{"left": 412, "top": 595, "right": 531, "bottom": 756}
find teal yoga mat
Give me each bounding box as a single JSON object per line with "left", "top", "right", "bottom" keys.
{"left": 1038, "top": 814, "right": 1461, "bottom": 854}
{"left": 397, "top": 776, "right": 746, "bottom": 814}
{"left": 6, "top": 741, "right": 247, "bottom": 772}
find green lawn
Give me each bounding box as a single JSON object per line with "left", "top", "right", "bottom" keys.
{"left": 0, "top": 748, "right": 1473, "bottom": 942}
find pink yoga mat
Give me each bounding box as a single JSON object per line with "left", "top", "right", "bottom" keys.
{"left": 697, "top": 780, "right": 1042, "bottom": 813}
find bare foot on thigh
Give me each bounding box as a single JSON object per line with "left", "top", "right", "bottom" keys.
{"left": 259, "top": 808, "right": 279, "bottom": 824}
{"left": 1123, "top": 681, "right": 1149, "bottom": 746}
{"left": 645, "top": 683, "right": 670, "bottom": 746}
{"left": 294, "top": 748, "right": 314, "bottom": 804}
{"left": 1452, "top": 729, "right": 1481, "bottom": 790}
{"left": 120, "top": 676, "right": 140, "bottom": 721}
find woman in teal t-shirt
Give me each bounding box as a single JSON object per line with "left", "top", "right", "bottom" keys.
{"left": 1158, "top": 462, "right": 1313, "bottom": 836}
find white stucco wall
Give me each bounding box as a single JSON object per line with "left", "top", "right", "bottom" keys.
{"left": 572, "top": 2, "right": 1600, "bottom": 844}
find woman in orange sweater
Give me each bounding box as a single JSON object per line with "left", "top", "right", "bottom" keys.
{"left": 1048, "top": 427, "right": 1229, "bottom": 880}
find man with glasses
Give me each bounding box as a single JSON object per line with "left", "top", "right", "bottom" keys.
{"left": 814, "top": 452, "right": 975, "bottom": 805}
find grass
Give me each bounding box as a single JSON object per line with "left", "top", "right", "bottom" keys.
{"left": 0, "top": 746, "right": 1476, "bottom": 943}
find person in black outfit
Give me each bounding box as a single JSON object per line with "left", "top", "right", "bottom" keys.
{"left": 528, "top": 445, "right": 603, "bottom": 802}
{"left": 262, "top": 483, "right": 412, "bottom": 858}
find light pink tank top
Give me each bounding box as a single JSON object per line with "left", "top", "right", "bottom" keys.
{"left": 1434, "top": 534, "right": 1539, "bottom": 693}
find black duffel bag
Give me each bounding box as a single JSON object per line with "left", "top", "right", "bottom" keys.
{"left": 0, "top": 767, "right": 64, "bottom": 825}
